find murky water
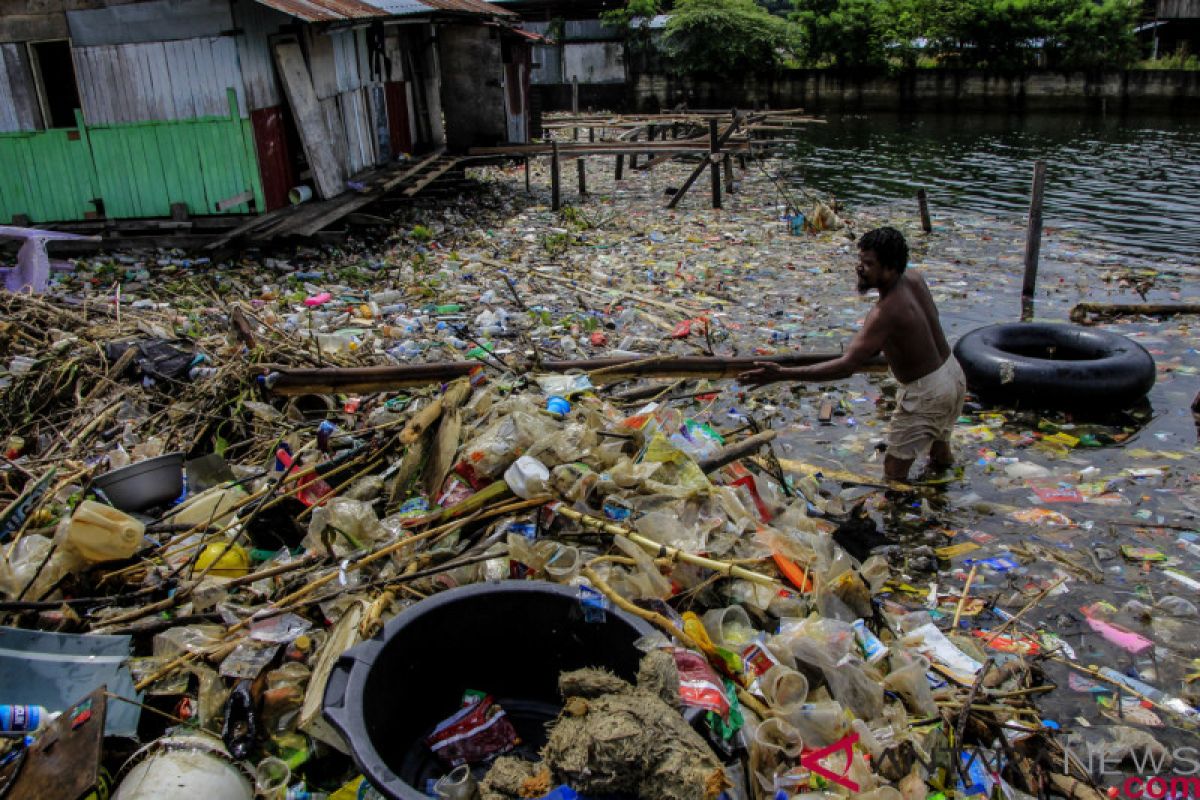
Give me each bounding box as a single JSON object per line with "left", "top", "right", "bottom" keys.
{"left": 785, "top": 113, "right": 1200, "bottom": 263}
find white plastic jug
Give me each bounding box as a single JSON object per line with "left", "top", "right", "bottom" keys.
{"left": 66, "top": 501, "right": 145, "bottom": 562}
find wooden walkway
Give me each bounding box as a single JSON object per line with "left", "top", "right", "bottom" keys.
{"left": 206, "top": 150, "right": 470, "bottom": 250}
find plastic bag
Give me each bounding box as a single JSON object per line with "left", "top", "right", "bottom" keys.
{"left": 882, "top": 653, "right": 937, "bottom": 717}
{"left": 633, "top": 508, "right": 704, "bottom": 553}
{"left": 306, "top": 497, "right": 386, "bottom": 553}
{"left": 786, "top": 701, "right": 851, "bottom": 748}
{"left": 153, "top": 624, "right": 225, "bottom": 657}
{"left": 613, "top": 535, "right": 673, "bottom": 598}
{"left": 1155, "top": 595, "right": 1198, "bottom": 617}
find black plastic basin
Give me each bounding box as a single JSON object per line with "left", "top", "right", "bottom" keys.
{"left": 92, "top": 452, "right": 185, "bottom": 512}
{"left": 322, "top": 580, "right": 660, "bottom": 800}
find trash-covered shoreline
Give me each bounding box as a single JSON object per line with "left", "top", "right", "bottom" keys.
{"left": 0, "top": 153, "right": 1197, "bottom": 800}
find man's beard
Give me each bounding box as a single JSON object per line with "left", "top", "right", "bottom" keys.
{"left": 857, "top": 276, "right": 870, "bottom": 293}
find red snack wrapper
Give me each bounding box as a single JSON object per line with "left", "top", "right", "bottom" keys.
{"left": 424, "top": 695, "right": 519, "bottom": 767}
{"left": 672, "top": 648, "right": 730, "bottom": 719}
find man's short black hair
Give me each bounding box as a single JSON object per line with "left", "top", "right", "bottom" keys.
{"left": 858, "top": 226, "right": 908, "bottom": 273}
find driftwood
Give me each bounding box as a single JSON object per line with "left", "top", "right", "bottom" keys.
{"left": 1070, "top": 302, "right": 1200, "bottom": 324}
{"left": 262, "top": 352, "right": 886, "bottom": 396}
{"left": 697, "top": 430, "right": 776, "bottom": 473}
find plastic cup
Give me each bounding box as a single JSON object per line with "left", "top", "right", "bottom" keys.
{"left": 761, "top": 665, "right": 809, "bottom": 711}
{"left": 254, "top": 756, "right": 290, "bottom": 800}
{"left": 544, "top": 545, "right": 581, "bottom": 582}
{"left": 701, "top": 605, "right": 756, "bottom": 648}
{"left": 433, "top": 764, "right": 477, "bottom": 799}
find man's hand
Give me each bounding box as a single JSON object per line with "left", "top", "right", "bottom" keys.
{"left": 738, "top": 361, "right": 789, "bottom": 386}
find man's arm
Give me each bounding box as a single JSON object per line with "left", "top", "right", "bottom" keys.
{"left": 741, "top": 308, "right": 890, "bottom": 385}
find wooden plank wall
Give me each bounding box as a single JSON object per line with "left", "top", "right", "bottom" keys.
{"left": 307, "top": 27, "right": 379, "bottom": 180}
{"left": 0, "top": 101, "right": 265, "bottom": 223}
{"left": 0, "top": 128, "right": 96, "bottom": 221}
{"left": 232, "top": 1, "right": 288, "bottom": 112}
{"left": 72, "top": 38, "right": 247, "bottom": 125}
{"left": 0, "top": 43, "right": 42, "bottom": 132}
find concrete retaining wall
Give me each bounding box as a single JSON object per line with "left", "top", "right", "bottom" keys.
{"left": 535, "top": 69, "right": 1200, "bottom": 114}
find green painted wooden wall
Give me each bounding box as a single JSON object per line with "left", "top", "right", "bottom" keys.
{"left": 0, "top": 91, "right": 265, "bottom": 223}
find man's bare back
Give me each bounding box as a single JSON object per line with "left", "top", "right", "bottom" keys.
{"left": 872, "top": 271, "right": 951, "bottom": 384}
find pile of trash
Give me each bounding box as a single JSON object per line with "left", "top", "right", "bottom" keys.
{"left": 0, "top": 153, "right": 1197, "bottom": 800}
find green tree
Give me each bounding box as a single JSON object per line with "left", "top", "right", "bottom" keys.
{"left": 918, "top": 0, "right": 1057, "bottom": 70}
{"left": 1044, "top": 0, "right": 1140, "bottom": 69}
{"left": 601, "top": 0, "right": 663, "bottom": 54}
{"left": 791, "top": 0, "right": 890, "bottom": 68}
{"left": 662, "top": 0, "right": 801, "bottom": 76}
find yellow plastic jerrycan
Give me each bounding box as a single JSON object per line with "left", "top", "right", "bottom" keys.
{"left": 66, "top": 500, "right": 145, "bottom": 562}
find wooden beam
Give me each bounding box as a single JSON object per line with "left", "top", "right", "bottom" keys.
{"left": 261, "top": 352, "right": 887, "bottom": 395}
{"left": 402, "top": 158, "right": 460, "bottom": 197}
{"left": 273, "top": 40, "right": 343, "bottom": 199}
{"left": 666, "top": 115, "right": 744, "bottom": 209}
{"left": 551, "top": 141, "right": 560, "bottom": 211}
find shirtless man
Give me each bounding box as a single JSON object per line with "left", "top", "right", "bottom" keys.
{"left": 739, "top": 226, "right": 965, "bottom": 482}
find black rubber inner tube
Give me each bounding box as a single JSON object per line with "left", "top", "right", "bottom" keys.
{"left": 952, "top": 322, "right": 1155, "bottom": 410}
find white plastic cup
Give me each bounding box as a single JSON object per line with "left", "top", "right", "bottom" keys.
{"left": 254, "top": 757, "right": 290, "bottom": 800}
{"left": 544, "top": 545, "right": 581, "bottom": 582}
{"left": 433, "top": 765, "right": 477, "bottom": 799}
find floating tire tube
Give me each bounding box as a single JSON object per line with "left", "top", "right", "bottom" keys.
{"left": 952, "top": 322, "right": 1155, "bottom": 410}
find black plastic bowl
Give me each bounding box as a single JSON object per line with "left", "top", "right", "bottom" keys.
{"left": 323, "top": 581, "right": 661, "bottom": 800}
{"left": 92, "top": 452, "right": 185, "bottom": 512}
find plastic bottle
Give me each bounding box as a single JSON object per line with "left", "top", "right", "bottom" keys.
{"left": 65, "top": 500, "right": 145, "bottom": 562}
{"left": 189, "top": 366, "right": 220, "bottom": 381}
{"left": 0, "top": 705, "right": 54, "bottom": 735}
{"left": 163, "top": 485, "right": 248, "bottom": 529}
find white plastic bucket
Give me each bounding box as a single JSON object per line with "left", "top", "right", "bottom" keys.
{"left": 289, "top": 185, "right": 313, "bottom": 205}
{"left": 112, "top": 732, "right": 253, "bottom": 800}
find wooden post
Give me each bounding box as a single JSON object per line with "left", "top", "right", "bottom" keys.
{"left": 629, "top": 130, "right": 639, "bottom": 169}
{"left": 1022, "top": 160, "right": 1047, "bottom": 299}
{"left": 524, "top": 156, "right": 531, "bottom": 193}
{"left": 709, "top": 118, "right": 721, "bottom": 210}
{"left": 551, "top": 141, "right": 561, "bottom": 211}
{"left": 577, "top": 156, "right": 587, "bottom": 196}
{"left": 723, "top": 154, "right": 734, "bottom": 194}
{"left": 917, "top": 188, "right": 932, "bottom": 233}
{"left": 615, "top": 153, "right": 624, "bottom": 181}
{"left": 571, "top": 75, "right": 579, "bottom": 114}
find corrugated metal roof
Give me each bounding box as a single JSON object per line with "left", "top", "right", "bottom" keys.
{"left": 250, "top": 0, "right": 512, "bottom": 22}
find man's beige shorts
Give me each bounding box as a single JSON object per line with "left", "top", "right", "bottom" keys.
{"left": 888, "top": 356, "right": 966, "bottom": 461}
